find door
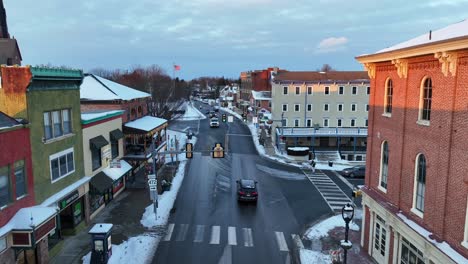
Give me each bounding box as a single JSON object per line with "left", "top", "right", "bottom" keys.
{"left": 372, "top": 214, "right": 387, "bottom": 263}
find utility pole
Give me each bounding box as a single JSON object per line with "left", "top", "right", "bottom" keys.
{"left": 149, "top": 136, "right": 158, "bottom": 219}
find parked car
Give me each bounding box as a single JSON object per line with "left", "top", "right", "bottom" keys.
{"left": 340, "top": 165, "right": 366, "bottom": 178}
{"left": 210, "top": 117, "right": 219, "bottom": 127}
{"left": 236, "top": 179, "right": 258, "bottom": 203}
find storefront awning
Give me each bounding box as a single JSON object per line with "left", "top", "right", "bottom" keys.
{"left": 103, "top": 160, "right": 132, "bottom": 181}
{"left": 110, "top": 129, "right": 124, "bottom": 140}
{"left": 90, "top": 172, "right": 114, "bottom": 193}
{"left": 124, "top": 116, "right": 167, "bottom": 134}
{"left": 90, "top": 135, "right": 109, "bottom": 149}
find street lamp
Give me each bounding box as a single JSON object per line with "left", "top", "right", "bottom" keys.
{"left": 341, "top": 203, "right": 354, "bottom": 264}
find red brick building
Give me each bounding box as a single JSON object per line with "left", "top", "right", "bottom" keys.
{"left": 240, "top": 67, "right": 283, "bottom": 104}
{"left": 356, "top": 20, "right": 468, "bottom": 263}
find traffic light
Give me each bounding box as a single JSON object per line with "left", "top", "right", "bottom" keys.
{"left": 242, "top": 113, "right": 247, "bottom": 122}
{"left": 212, "top": 143, "right": 224, "bottom": 158}
{"left": 222, "top": 114, "right": 226, "bottom": 122}
{"left": 186, "top": 143, "right": 193, "bottom": 159}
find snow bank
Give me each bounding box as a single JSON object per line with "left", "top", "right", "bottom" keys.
{"left": 181, "top": 102, "right": 206, "bottom": 120}
{"left": 300, "top": 248, "right": 331, "bottom": 264}
{"left": 305, "top": 213, "right": 360, "bottom": 240}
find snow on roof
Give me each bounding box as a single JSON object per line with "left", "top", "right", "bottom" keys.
{"left": 81, "top": 110, "right": 124, "bottom": 122}
{"left": 278, "top": 127, "right": 368, "bottom": 137}
{"left": 41, "top": 176, "right": 91, "bottom": 207}
{"left": 89, "top": 223, "right": 113, "bottom": 234}
{"left": 80, "top": 74, "right": 150, "bottom": 101}
{"left": 251, "top": 90, "right": 271, "bottom": 100}
{"left": 0, "top": 206, "right": 56, "bottom": 236}
{"left": 397, "top": 213, "right": 467, "bottom": 263}
{"left": 376, "top": 19, "right": 468, "bottom": 54}
{"left": 103, "top": 160, "right": 132, "bottom": 181}
{"left": 287, "top": 147, "right": 309, "bottom": 151}
{"left": 124, "top": 116, "right": 167, "bottom": 132}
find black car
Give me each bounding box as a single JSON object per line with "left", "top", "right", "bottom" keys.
{"left": 236, "top": 179, "right": 258, "bottom": 203}
{"left": 340, "top": 165, "right": 366, "bottom": 178}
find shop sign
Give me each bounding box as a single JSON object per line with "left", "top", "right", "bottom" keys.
{"left": 35, "top": 217, "right": 56, "bottom": 243}
{"left": 102, "top": 146, "right": 111, "bottom": 160}
{"left": 60, "top": 190, "right": 80, "bottom": 210}
{"left": 110, "top": 161, "right": 121, "bottom": 168}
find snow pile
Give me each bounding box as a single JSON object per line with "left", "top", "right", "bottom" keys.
{"left": 305, "top": 213, "right": 360, "bottom": 240}
{"left": 220, "top": 107, "right": 242, "bottom": 120}
{"left": 300, "top": 249, "right": 331, "bottom": 264}
{"left": 82, "top": 235, "right": 158, "bottom": 264}
{"left": 287, "top": 147, "right": 309, "bottom": 151}
{"left": 182, "top": 102, "right": 206, "bottom": 120}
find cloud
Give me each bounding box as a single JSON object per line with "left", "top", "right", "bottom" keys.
{"left": 315, "top": 37, "right": 349, "bottom": 53}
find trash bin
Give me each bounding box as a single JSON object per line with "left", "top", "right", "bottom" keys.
{"left": 328, "top": 161, "right": 333, "bottom": 167}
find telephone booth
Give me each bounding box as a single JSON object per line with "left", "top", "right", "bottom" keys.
{"left": 89, "top": 223, "right": 113, "bottom": 264}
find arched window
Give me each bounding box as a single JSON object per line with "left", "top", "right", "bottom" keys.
{"left": 419, "top": 78, "right": 432, "bottom": 122}
{"left": 413, "top": 154, "right": 426, "bottom": 215}
{"left": 131, "top": 108, "right": 136, "bottom": 119}
{"left": 384, "top": 79, "right": 393, "bottom": 114}
{"left": 379, "top": 141, "right": 389, "bottom": 191}
{"left": 138, "top": 106, "right": 142, "bottom": 116}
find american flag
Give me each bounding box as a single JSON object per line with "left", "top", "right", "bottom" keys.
{"left": 174, "top": 65, "right": 181, "bottom": 71}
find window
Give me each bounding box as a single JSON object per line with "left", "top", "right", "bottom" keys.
{"left": 338, "top": 104, "right": 343, "bottom": 112}
{"left": 385, "top": 79, "right": 393, "bottom": 114}
{"left": 352, "top": 86, "right": 357, "bottom": 95}
{"left": 323, "top": 104, "right": 329, "bottom": 112}
{"left": 350, "top": 119, "right": 356, "bottom": 127}
{"left": 295, "top": 87, "right": 300, "bottom": 95}
{"left": 366, "top": 104, "right": 369, "bottom": 112}
{"left": 306, "top": 119, "right": 312, "bottom": 127}
{"left": 307, "top": 104, "right": 312, "bottom": 112}
{"left": 138, "top": 106, "right": 142, "bottom": 117}
{"left": 283, "top": 87, "right": 288, "bottom": 95}
{"left": 400, "top": 237, "right": 424, "bottom": 264}
{"left": 339, "top": 86, "right": 344, "bottom": 95}
{"left": 268, "top": 101, "right": 271, "bottom": 108}
{"left": 43, "top": 109, "right": 72, "bottom": 140}
{"left": 127, "top": 108, "right": 130, "bottom": 120}
{"left": 419, "top": 78, "right": 432, "bottom": 122}
{"left": 282, "top": 104, "right": 288, "bottom": 112}
{"left": 283, "top": 119, "right": 288, "bottom": 126}
{"left": 323, "top": 118, "right": 329, "bottom": 127}
{"left": 379, "top": 141, "right": 389, "bottom": 191}
{"left": 365, "top": 119, "right": 368, "bottom": 127}
{"left": 324, "top": 86, "right": 330, "bottom": 95}
{"left": 0, "top": 165, "right": 10, "bottom": 207}
{"left": 294, "top": 119, "right": 300, "bottom": 127}
{"left": 413, "top": 154, "right": 426, "bottom": 215}
{"left": 351, "top": 104, "right": 357, "bottom": 112}
{"left": 91, "top": 146, "right": 102, "bottom": 171}
{"left": 373, "top": 215, "right": 387, "bottom": 262}
{"left": 50, "top": 148, "right": 75, "bottom": 182}
{"left": 14, "top": 160, "right": 26, "bottom": 198}
{"left": 367, "top": 86, "right": 370, "bottom": 95}
{"left": 294, "top": 104, "right": 300, "bottom": 112}
{"left": 337, "top": 119, "right": 342, "bottom": 127}
{"left": 307, "top": 87, "right": 312, "bottom": 95}
{"left": 131, "top": 108, "right": 136, "bottom": 119}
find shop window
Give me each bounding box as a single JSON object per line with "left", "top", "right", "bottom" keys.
{"left": 111, "top": 138, "right": 119, "bottom": 159}
{"left": 50, "top": 148, "right": 75, "bottom": 182}
{"left": 379, "top": 141, "right": 389, "bottom": 191}
{"left": 373, "top": 214, "right": 387, "bottom": 262}
{"left": 14, "top": 160, "right": 27, "bottom": 198}
{"left": 400, "top": 237, "right": 424, "bottom": 264}
{"left": 0, "top": 165, "right": 11, "bottom": 208}
{"left": 419, "top": 77, "right": 432, "bottom": 123}
{"left": 91, "top": 147, "right": 102, "bottom": 171}
{"left": 412, "top": 154, "right": 426, "bottom": 217}
{"left": 384, "top": 78, "right": 393, "bottom": 115}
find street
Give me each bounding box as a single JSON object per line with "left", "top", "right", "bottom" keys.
{"left": 153, "top": 102, "right": 334, "bottom": 264}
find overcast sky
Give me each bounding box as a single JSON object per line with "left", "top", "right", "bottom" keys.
{"left": 4, "top": 0, "right": 468, "bottom": 80}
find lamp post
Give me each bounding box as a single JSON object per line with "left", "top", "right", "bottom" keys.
{"left": 341, "top": 203, "right": 354, "bottom": 264}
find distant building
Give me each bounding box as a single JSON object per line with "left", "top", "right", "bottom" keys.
{"left": 0, "top": 0, "right": 21, "bottom": 65}
{"left": 356, "top": 19, "right": 468, "bottom": 263}
{"left": 240, "top": 67, "right": 283, "bottom": 110}
{"left": 271, "top": 71, "right": 369, "bottom": 161}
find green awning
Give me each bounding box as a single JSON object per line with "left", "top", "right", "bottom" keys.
{"left": 90, "top": 172, "right": 113, "bottom": 193}
{"left": 90, "top": 135, "right": 109, "bottom": 149}
{"left": 110, "top": 129, "right": 124, "bottom": 140}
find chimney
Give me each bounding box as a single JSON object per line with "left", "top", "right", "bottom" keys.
{"left": 429, "top": 30, "right": 432, "bottom": 40}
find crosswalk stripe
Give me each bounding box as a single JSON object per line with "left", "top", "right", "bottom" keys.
{"left": 243, "top": 228, "right": 254, "bottom": 247}
{"left": 176, "top": 224, "right": 189, "bottom": 241}
{"left": 292, "top": 234, "right": 304, "bottom": 249}
{"left": 193, "top": 225, "right": 205, "bottom": 243}
{"left": 163, "top": 223, "right": 174, "bottom": 241}
{"left": 209, "top": 226, "right": 220, "bottom": 244}
{"left": 275, "top": 231, "right": 289, "bottom": 252}
{"left": 228, "top": 226, "right": 237, "bottom": 246}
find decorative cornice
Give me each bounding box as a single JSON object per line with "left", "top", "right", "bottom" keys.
{"left": 434, "top": 51, "right": 458, "bottom": 77}
{"left": 363, "top": 63, "right": 376, "bottom": 79}
{"left": 391, "top": 59, "right": 408, "bottom": 78}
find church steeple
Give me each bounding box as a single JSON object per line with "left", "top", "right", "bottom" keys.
{"left": 0, "top": 0, "right": 10, "bottom": 38}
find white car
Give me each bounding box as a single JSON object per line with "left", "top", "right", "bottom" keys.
{"left": 210, "top": 117, "right": 220, "bottom": 127}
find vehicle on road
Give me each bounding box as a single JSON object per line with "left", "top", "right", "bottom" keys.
{"left": 208, "top": 110, "right": 216, "bottom": 118}
{"left": 340, "top": 165, "right": 366, "bottom": 178}
{"left": 214, "top": 105, "right": 220, "bottom": 112}
{"left": 236, "top": 179, "right": 258, "bottom": 203}
{"left": 210, "top": 117, "right": 219, "bottom": 127}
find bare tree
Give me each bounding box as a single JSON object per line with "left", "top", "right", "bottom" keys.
{"left": 318, "top": 64, "right": 335, "bottom": 72}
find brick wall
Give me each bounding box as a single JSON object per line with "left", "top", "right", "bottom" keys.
{"left": 80, "top": 98, "right": 149, "bottom": 124}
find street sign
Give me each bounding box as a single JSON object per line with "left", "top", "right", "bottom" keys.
{"left": 228, "top": 116, "right": 233, "bottom": 123}
{"left": 148, "top": 174, "right": 156, "bottom": 180}
{"left": 148, "top": 179, "right": 157, "bottom": 186}
{"left": 110, "top": 161, "right": 121, "bottom": 168}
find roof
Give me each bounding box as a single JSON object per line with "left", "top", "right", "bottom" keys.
{"left": 124, "top": 116, "right": 167, "bottom": 132}
{"left": 0, "top": 206, "right": 56, "bottom": 236}
{"left": 376, "top": 19, "right": 468, "bottom": 54}
{"left": 80, "top": 74, "right": 150, "bottom": 101}
{"left": 0, "top": 111, "right": 21, "bottom": 130}
{"left": 41, "top": 176, "right": 91, "bottom": 207}
{"left": 274, "top": 71, "right": 369, "bottom": 83}
{"left": 0, "top": 38, "right": 21, "bottom": 64}
{"left": 89, "top": 223, "right": 113, "bottom": 234}
{"left": 90, "top": 172, "right": 114, "bottom": 193}
{"left": 251, "top": 91, "right": 271, "bottom": 101}
{"left": 103, "top": 160, "right": 132, "bottom": 181}
{"left": 81, "top": 110, "right": 124, "bottom": 124}
{"left": 89, "top": 135, "right": 109, "bottom": 149}
{"left": 276, "top": 127, "right": 368, "bottom": 137}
